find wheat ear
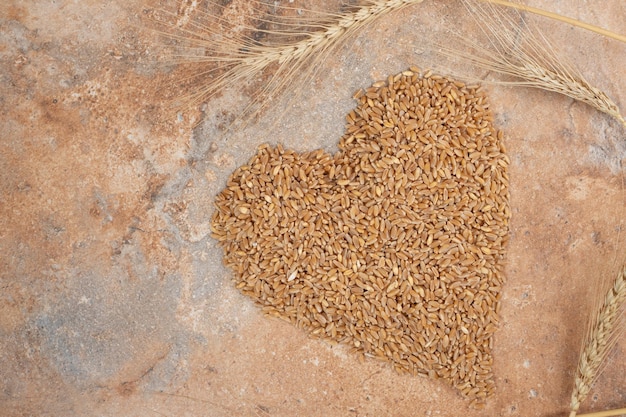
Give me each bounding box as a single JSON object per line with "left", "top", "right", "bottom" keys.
{"left": 155, "top": 0, "right": 424, "bottom": 121}
{"left": 438, "top": 0, "right": 626, "bottom": 130}
{"left": 569, "top": 266, "right": 626, "bottom": 417}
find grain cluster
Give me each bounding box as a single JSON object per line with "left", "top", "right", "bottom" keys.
{"left": 211, "top": 68, "right": 511, "bottom": 406}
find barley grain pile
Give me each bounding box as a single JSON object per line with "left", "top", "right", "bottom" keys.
{"left": 211, "top": 68, "right": 510, "bottom": 405}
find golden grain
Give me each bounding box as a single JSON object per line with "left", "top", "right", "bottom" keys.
{"left": 211, "top": 69, "right": 510, "bottom": 405}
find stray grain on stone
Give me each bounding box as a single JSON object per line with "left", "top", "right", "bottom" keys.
{"left": 211, "top": 69, "right": 510, "bottom": 406}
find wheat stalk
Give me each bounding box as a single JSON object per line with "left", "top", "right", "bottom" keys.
{"left": 569, "top": 266, "right": 626, "bottom": 417}
{"left": 576, "top": 408, "right": 626, "bottom": 417}
{"left": 480, "top": 0, "right": 626, "bottom": 44}
{"left": 437, "top": 0, "right": 626, "bottom": 130}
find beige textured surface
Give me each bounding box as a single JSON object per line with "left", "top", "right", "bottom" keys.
{"left": 1, "top": 1, "right": 625, "bottom": 416}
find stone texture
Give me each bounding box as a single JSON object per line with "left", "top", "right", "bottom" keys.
{"left": 1, "top": 1, "right": 625, "bottom": 416}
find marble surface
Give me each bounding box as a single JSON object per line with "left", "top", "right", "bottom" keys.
{"left": 1, "top": 1, "right": 625, "bottom": 416}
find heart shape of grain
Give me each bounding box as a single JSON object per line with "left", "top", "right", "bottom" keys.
{"left": 211, "top": 69, "right": 510, "bottom": 406}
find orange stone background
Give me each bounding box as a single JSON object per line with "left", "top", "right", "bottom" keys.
{"left": 1, "top": 1, "right": 624, "bottom": 416}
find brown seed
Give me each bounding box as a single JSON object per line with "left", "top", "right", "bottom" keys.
{"left": 211, "top": 69, "right": 510, "bottom": 406}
